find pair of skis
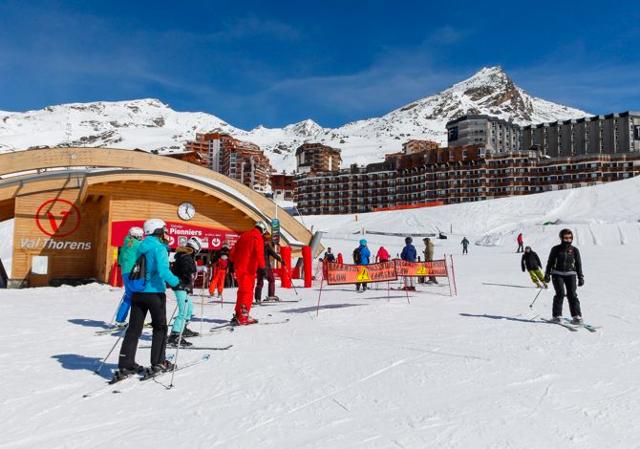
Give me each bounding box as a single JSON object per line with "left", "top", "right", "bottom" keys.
{"left": 540, "top": 318, "right": 599, "bottom": 332}
{"left": 83, "top": 353, "right": 210, "bottom": 398}
{"left": 209, "top": 318, "right": 290, "bottom": 333}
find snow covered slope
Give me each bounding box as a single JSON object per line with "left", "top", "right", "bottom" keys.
{"left": 2, "top": 177, "right": 640, "bottom": 448}
{"left": 0, "top": 67, "right": 587, "bottom": 172}
{"left": 305, "top": 176, "right": 640, "bottom": 253}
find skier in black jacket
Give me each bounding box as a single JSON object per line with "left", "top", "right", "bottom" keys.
{"left": 255, "top": 232, "right": 283, "bottom": 302}
{"left": 544, "top": 229, "right": 584, "bottom": 324}
{"left": 521, "top": 246, "right": 547, "bottom": 289}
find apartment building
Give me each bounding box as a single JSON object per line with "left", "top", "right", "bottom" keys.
{"left": 176, "top": 132, "right": 273, "bottom": 192}
{"left": 270, "top": 173, "right": 296, "bottom": 201}
{"left": 295, "top": 145, "right": 640, "bottom": 215}
{"left": 295, "top": 143, "right": 342, "bottom": 173}
{"left": 446, "top": 115, "right": 522, "bottom": 153}
{"left": 522, "top": 111, "right": 640, "bottom": 157}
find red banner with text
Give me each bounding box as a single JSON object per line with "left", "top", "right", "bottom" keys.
{"left": 325, "top": 261, "right": 398, "bottom": 285}
{"left": 111, "top": 221, "right": 241, "bottom": 250}
{"left": 393, "top": 259, "right": 448, "bottom": 277}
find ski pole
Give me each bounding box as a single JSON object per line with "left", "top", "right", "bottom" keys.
{"left": 94, "top": 329, "right": 126, "bottom": 375}
{"left": 169, "top": 294, "right": 189, "bottom": 388}
{"left": 529, "top": 287, "right": 544, "bottom": 309}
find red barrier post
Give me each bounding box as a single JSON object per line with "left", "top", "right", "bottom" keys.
{"left": 281, "top": 246, "right": 292, "bottom": 288}
{"left": 302, "top": 246, "right": 312, "bottom": 288}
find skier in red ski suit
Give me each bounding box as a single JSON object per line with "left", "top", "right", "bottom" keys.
{"left": 230, "top": 222, "right": 266, "bottom": 325}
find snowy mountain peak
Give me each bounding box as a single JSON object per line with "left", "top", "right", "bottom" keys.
{"left": 0, "top": 66, "right": 589, "bottom": 172}
{"left": 284, "top": 119, "right": 324, "bottom": 138}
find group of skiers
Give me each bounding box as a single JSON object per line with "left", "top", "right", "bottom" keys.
{"left": 519, "top": 229, "right": 584, "bottom": 324}
{"left": 112, "top": 219, "right": 281, "bottom": 381}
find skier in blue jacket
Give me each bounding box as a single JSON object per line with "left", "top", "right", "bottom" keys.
{"left": 354, "top": 239, "right": 371, "bottom": 292}
{"left": 401, "top": 237, "right": 417, "bottom": 291}
{"left": 114, "top": 218, "right": 184, "bottom": 382}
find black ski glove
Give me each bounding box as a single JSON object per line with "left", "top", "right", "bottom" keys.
{"left": 257, "top": 268, "right": 266, "bottom": 276}
{"left": 578, "top": 278, "right": 584, "bottom": 287}
{"left": 544, "top": 274, "right": 551, "bottom": 283}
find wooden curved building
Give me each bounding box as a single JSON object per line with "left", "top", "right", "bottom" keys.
{"left": 0, "top": 147, "right": 312, "bottom": 287}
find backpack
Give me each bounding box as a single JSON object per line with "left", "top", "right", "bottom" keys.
{"left": 353, "top": 247, "right": 361, "bottom": 264}
{"left": 128, "top": 254, "right": 147, "bottom": 292}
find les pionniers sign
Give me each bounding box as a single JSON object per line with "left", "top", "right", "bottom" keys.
{"left": 20, "top": 199, "right": 93, "bottom": 251}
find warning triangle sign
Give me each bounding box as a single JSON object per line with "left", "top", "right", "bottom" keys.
{"left": 357, "top": 267, "right": 371, "bottom": 282}
{"left": 416, "top": 265, "right": 429, "bottom": 276}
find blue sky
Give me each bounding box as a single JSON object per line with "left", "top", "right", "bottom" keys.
{"left": 0, "top": 0, "right": 638, "bottom": 129}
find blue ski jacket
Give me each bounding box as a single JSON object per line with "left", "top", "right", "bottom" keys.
{"left": 401, "top": 244, "right": 417, "bottom": 262}
{"left": 137, "top": 236, "right": 180, "bottom": 293}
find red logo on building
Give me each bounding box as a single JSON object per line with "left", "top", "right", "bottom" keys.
{"left": 35, "top": 199, "right": 81, "bottom": 237}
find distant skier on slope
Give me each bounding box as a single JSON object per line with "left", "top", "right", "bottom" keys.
{"left": 114, "top": 219, "right": 184, "bottom": 381}
{"left": 324, "top": 247, "right": 336, "bottom": 263}
{"left": 353, "top": 239, "right": 371, "bottom": 292}
{"left": 401, "top": 237, "right": 417, "bottom": 291}
{"left": 517, "top": 233, "right": 524, "bottom": 253}
{"left": 209, "top": 254, "right": 228, "bottom": 300}
{"left": 168, "top": 237, "right": 202, "bottom": 347}
{"left": 461, "top": 237, "right": 470, "bottom": 255}
{"left": 114, "top": 226, "right": 143, "bottom": 328}
{"left": 544, "top": 229, "right": 584, "bottom": 324}
{"left": 521, "top": 246, "right": 547, "bottom": 289}
{"left": 229, "top": 221, "right": 266, "bottom": 325}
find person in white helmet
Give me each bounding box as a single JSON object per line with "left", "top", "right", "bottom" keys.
{"left": 113, "top": 226, "right": 144, "bottom": 327}
{"left": 114, "top": 219, "right": 184, "bottom": 381}
{"left": 167, "top": 237, "right": 202, "bottom": 347}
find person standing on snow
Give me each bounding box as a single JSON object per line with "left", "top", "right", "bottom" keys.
{"left": 517, "top": 233, "right": 524, "bottom": 253}
{"left": 376, "top": 246, "right": 390, "bottom": 263}
{"left": 255, "top": 232, "right": 283, "bottom": 302}
{"left": 114, "top": 226, "right": 144, "bottom": 328}
{"left": 324, "top": 247, "right": 336, "bottom": 263}
{"left": 461, "top": 237, "right": 470, "bottom": 255}
{"left": 544, "top": 228, "right": 585, "bottom": 324}
{"left": 209, "top": 254, "right": 228, "bottom": 299}
{"left": 353, "top": 239, "right": 371, "bottom": 292}
{"left": 114, "top": 219, "right": 184, "bottom": 381}
{"left": 230, "top": 221, "right": 266, "bottom": 325}
{"left": 401, "top": 237, "right": 417, "bottom": 291}
{"left": 422, "top": 237, "right": 438, "bottom": 284}
{"left": 167, "top": 237, "right": 202, "bottom": 347}
{"left": 521, "top": 246, "right": 547, "bottom": 289}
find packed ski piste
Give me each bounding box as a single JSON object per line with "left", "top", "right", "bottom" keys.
{"left": 2, "top": 177, "right": 640, "bottom": 448}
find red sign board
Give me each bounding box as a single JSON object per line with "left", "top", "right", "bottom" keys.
{"left": 35, "top": 199, "right": 81, "bottom": 237}
{"left": 111, "top": 221, "right": 241, "bottom": 250}
{"left": 325, "top": 261, "right": 398, "bottom": 285}
{"left": 393, "top": 259, "right": 448, "bottom": 277}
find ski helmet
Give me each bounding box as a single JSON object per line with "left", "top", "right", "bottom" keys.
{"left": 255, "top": 221, "right": 268, "bottom": 234}
{"left": 186, "top": 236, "right": 202, "bottom": 254}
{"left": 128, "top": 226, "right": 144, "bottom": 239}
{"left": 405, "top": 236, "right": 413, "bottom": 244}
{"left": 359, "top": 239, "right": 367, "bottom": 246}
{"left": 143, "top": 218, "right": 167, "bottom": 236}
{"left": 559, "top": 228, "right": 573, "bottom": 239}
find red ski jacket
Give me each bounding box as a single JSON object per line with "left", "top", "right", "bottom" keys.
{"left": 230, "top": 228, "right": 265, "bottom": 275}
{"left": 376, "top": 246, "right": 390, "bottom": 262}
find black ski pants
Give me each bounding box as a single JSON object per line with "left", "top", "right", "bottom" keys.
{"left": 118, "top": 292, "right": 168, "bottom": 369}
{"left": 551, "top": 274, "right": 581, "bottom": 318}
{"left": 255, "top": 268, "right": 276, "bottom": 300}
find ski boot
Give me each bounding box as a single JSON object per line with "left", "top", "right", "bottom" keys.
{"left": 571, "top": 316, "right": 583, "bottom": 325}
{"left": 143, "top": 359, "right": 175, "bottom": 378}
{"left": 110, "top": 364, "right": 143, "bottom": 384}
{"left": 167, "top": 332, "right": 193, "bottom": 347}
{"left": 550, "top": 316, "right": 562, "bottom": 323}
{"left": 266, "top": 295, "right": 281, "bottom": 302}
{"left": 182, "top": 325, "right": 199, "bottom": 338}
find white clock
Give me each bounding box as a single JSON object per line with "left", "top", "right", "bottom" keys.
{"left": 178, "top": 202, "right": 196, "bottom": 221}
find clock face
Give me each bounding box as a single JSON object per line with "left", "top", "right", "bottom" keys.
{"left": 178, "top": 202, "right": 195, "bottom": 221}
